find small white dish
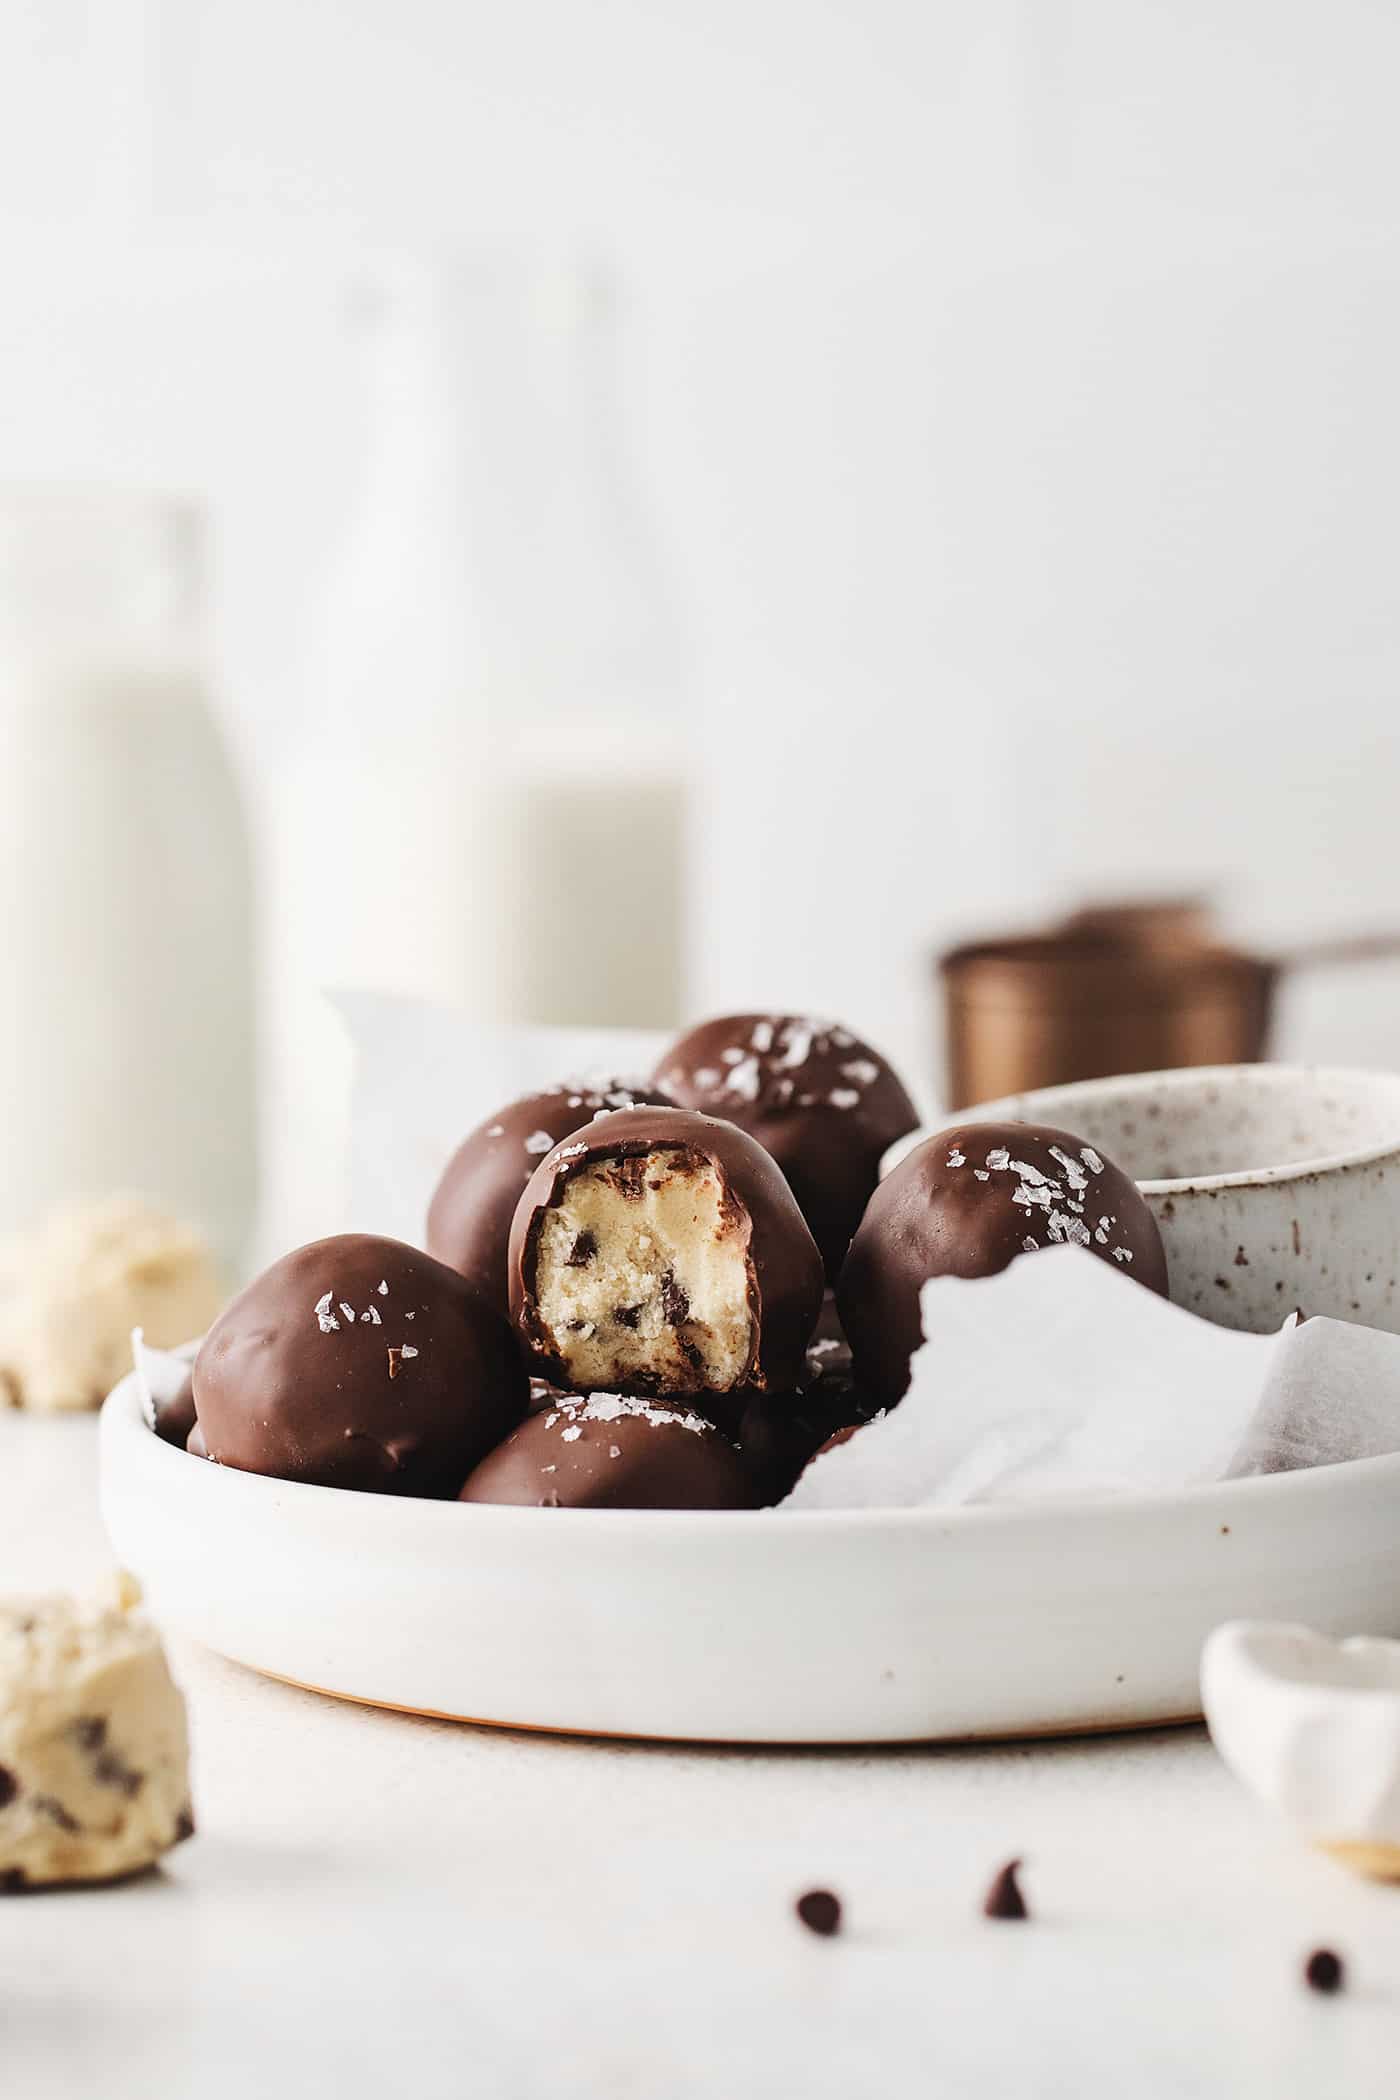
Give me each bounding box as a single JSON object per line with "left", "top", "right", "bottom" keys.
{"left": 1202, "top": 1621, "right": 1400, "bottom": 1880}
{"left": 101, "top": 1375, "right": 1400, "bottom": 1744}
{"left": 889, "top": 1064, "right": 1400, "bottom": 1333}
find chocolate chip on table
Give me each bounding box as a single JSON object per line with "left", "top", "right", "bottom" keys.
{"left": 1304, "top": 1948, "right": 1345, "bottom": 1995}
{"left": 565, "top": 1230, "right": 597, "bottom": 1268}
{"left": 982, "top": 1858, "right": 1029, "bottom": 1920}
{"left": 794, "top": 1889, "right": 842, "bottom": 1937}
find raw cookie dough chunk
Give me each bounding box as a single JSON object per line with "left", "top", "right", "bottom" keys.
{"left": 0, "top": 1581, "right": 193, "bottom": 1891}
{"left": 0, "top": 1197, "right": 223, "bottom": 1413}
{"left": 508, "top": 1106, "right": 823, "bottom": 1398}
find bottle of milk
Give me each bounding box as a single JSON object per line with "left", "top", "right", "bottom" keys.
{"left": 259, "top": 256, "right": 689, "bottom": 1254}
{"left": 0, "top": 487, "right": 255, "bottom": 1267}
{"left": 493, "top": 260, "right": 690, "bottom": 1029}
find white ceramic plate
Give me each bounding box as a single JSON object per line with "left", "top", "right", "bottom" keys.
{"left": 100, "top": 1375, "right": 1400, "bottom": 1744}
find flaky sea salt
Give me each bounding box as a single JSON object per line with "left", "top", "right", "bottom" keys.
{"left": 314, "top": 1291, "right": 339, "bottom": 1334}
{"left": 524, "top": 1130, "right": 553, "bottom": 1154}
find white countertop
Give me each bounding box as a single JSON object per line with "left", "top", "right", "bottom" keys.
{"left": 5, "top": 1411, "right": 1400, "bottom": 2099}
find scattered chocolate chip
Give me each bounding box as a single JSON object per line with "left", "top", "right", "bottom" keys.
{"left": 68, "top": 1716, "right": 107, "bottom": 1753}
{"left": 660, "top": 1270, "right": 690, "bottom": 1325}
{"left": 566, "top": 1230, "right": 597, "bottom": 1268}
{"left": 175, "top": 1806, "right": 196, "bottom": 1843}
{"left": 982, "top": 1859, "right": 1028, "bottom": 1920}
{"left": 34, "top": 1795, "right": 79, "bottom": 1832}
{"left": 795, "top": 1889, "right": 842, "bottom": 1937}
{"left": 613, "top": 1304, "right": 643, "bottom": 1330}
{"left": 1234, "top": 1246, "right": 1249, "bottom": 1266}
{"left": 0, "top": 1764, "right": 17, "bottom": 1810}
{"left": 1304, "top": 1948, "right": 1344, "bottom": 1995}
{"left": 93, "top": 1749, "right": 144, "bottom": 1800}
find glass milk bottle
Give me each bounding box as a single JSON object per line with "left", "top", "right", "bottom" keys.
{"left": 0, "top": 487, "right": 255, "bottom": 1267}
{"left": 495, "top": 261, "right": 689, "bottom": 1029}
{"left": 259, "top": 257, "right": 689, "bottom": 1256}
{"left": 259, "top": 262, "right": 520, "bottom": 1255}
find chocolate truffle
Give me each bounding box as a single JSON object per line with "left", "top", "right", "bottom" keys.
{"left": 426, "top": 1080, "right": 675, "bottom": 1317}
{"left": 193, "top": 1233, "right": 526, "bottom": 1496}
{"left": 837, "top": 1120, "right": 1169, "bottom": 1402}
{"left": 508, "top": 1105, "right": 823, "bottom": 1398}
{"left": 459, "top": 1391, "right": 755, "bottom": 1510}
{"left": 735, "top": 1320, "right": 876, "bottom": 1504}
{"left": 653, "top": 1015, "right": 918, "bottom": 1279}
{"left": 150, "top": 1370, "right": 198, "bottom": 1450}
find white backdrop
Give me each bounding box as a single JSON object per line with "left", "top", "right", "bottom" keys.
{"left": 2, "top": 0, "right": 1399, "bottom": 1100}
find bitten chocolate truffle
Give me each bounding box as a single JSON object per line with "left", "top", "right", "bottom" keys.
{"left": 653, "top": 1015, "right": 918, "bottom": 1279}
{"left": 193, "top": 1233, "right": 526, "bottom": 1496}
{"left": 426, "top": 1080, "right": 675, "bottom": 1316}
{"left": 459, "top": 1392, "right": 755, "bottom": 1510}
{"left": 837, "top": 1120, "right": 1169, "bottom": 1402}
{"left": 508, "top": 1106, "right": 824, "bottom": 1398}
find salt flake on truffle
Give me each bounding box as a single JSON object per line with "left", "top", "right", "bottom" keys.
{"left": 314, "top": 1292, "right": 339, "bottom": 1334}
{"left": 524, "top": 1131, "right": 553, "bottom": 1155}
{"left": 946, "top": 1148, "right": 967, "bottom": 1167}
{"left": 1082, "top": 1147, "right": 1105, "bottom": 1174}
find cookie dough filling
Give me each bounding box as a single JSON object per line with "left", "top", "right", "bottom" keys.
{"left": 0, "top": 1579, "right": 193, "bottom": 1891}
{"left": 532, "top": 1149, "right": 754, "bottom": 1394}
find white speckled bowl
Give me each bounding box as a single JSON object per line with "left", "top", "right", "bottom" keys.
{"left": 889, "top": 1065, "right": 1400, "bottom": 1334}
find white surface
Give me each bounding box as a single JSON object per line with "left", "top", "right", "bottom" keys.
{"left": 1204, "top": 1623, "right": 1400, "bottom": 1857}
{"left": 101, "top": 1362, "right": 1400, "bottom": 1747}
{"left": 9, "top": 1408, "right": 1400, "bottom": 2096}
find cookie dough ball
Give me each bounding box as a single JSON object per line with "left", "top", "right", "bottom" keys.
{"left": 427, "top": 1081, "right": 675, "bottom": 1317}
{"left": 459, "top": 1393, "right": 755, "bottom": 1510}
{"left": 0, "top": 1579, "right": 193, "bottom": 1891}
{"left": 508, "top": 1107, "right": 823, "bottom": 1398}
{"left": 838, "top": 1121, "right": 1169, "bottom": 1401}
{"left": 194, "top": 1233, "right": 526, "bottom": 1496}
{"left": 653, "top": 1015, "right": 918, "bottom": 1279}
{"left": 0, "top": 1198, "right": 223, "bottom": 1414}
{"left": 734, "top": 1317, "right": 877, "bottom": 1504}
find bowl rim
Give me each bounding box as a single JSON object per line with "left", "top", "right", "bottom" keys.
{"left": 101, "top": 1370, "right": 1400, "bottom": 1537}
{"left": 902, "top": 1063, "right": 1400, "bottom": 1195}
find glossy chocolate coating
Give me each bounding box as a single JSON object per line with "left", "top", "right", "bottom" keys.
{"left": 427, "top": 1081, "right": 675, "bottom": 1317}
{"left": 736, "top": 1328, "right": 878, "bottom": 1505}
{"left": 653, "top": 1015, "right": 918, "bottom": 1279}
{"left": 458, "top": 1392, "right": 755, "bottom": 1510}
{"left": 508, "top": 1105, "right": 824, "bottom": 1396}
{"left": 193, "top": 1233, "right": 526, "bottom": 1496}
{"left": 151, "top": 1370, "right": 198, "bottom": 1450}
{"left": 837, "top": 1120, "right": 1169, "bottom": 1402}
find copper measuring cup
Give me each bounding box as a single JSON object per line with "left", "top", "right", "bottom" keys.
{"left": 938, "top": 909, "right": 1400, "bottom": 1112}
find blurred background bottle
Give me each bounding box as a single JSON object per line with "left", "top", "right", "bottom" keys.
{"left": 0, "top": 487, "right": 254, "bottom": 1267}
{"left": 258, "top": 254, "right": 688, "bottom": 1257}
{"left": 491, "top": 260, "right": 689, "bottom": 1029}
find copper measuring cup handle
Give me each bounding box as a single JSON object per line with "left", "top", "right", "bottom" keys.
{"left": 1276, "top": 931, "right": 1400, "bottom": 972}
